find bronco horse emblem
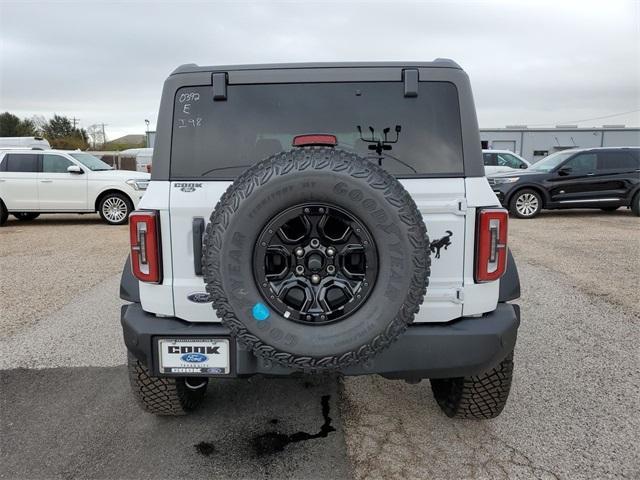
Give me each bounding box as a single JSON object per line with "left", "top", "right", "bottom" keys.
{"left": 430, "top": 230, "right": 453, "bottom": 259}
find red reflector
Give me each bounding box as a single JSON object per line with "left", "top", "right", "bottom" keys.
{"left": 475, "top": 208, "right": 508, "bottom": 283}
{"left": 146, "top": 164, "right": 152, "bottom": 173}
{"left": 292, "top": 134, "right": 337, "bottom": 147}
{"left": 129, "top": 210, "right": 162, "bottom": 283}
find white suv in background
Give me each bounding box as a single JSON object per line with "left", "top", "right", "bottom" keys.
{"left": 483, "top": 149, "right": 530, "bottom": 175}
{"left": 0, "top": 149, "right": 150, "bottom": 226}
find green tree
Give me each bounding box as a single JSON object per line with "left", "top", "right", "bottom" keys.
{"left": 0, "top": 112, "right": 89, "bottom": 149}
{"left": 43, "top": 114, "right": 74, "bottom": 138}
{"left": 48, "top": 135, "right": 89, "bottom": 150}
{"left": 42, "top": 114, "right": 89, "bottom": 150}
{"left": 0, "top": 112, "right": 37, "bottom": 136}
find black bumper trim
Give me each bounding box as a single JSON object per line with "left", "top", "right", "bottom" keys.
{"left": 121, "top": 302, "right": 519, "bottom": 380}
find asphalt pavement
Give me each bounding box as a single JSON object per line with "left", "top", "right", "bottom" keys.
{"left": 2, "top": 367, "right": 349, "bottom": 480}
{"left": 0, "top": 275, "right": 351, "bottom": 480}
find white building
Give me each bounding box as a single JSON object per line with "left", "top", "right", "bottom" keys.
{"left": 480, "top": 126, "right": 640, "bottom": 163}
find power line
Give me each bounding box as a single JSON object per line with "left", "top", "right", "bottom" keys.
{"left": 524, "top": 109, "right": 640, "bottom": 127}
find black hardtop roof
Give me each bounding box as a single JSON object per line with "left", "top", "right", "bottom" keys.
{"left": 171, "top": 59, "right": 461, "bottom": 75}
{"left": 151, "top": 57, "right": 485, "bottom": 180}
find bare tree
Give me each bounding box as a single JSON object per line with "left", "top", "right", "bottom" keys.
{"left": 31, "top": 115, "right": 48, "bottom": 136}
{"left": 87, "top": 124, "right": 105, "bottom": 149}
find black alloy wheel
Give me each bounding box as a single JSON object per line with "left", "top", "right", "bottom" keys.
{"left": 253, "top": 203, "right": 378, "bottom": 325}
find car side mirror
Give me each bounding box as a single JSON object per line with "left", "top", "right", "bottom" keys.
{"left": 520, "top": 163, "right": 528, "bottom": 169}
{"left": 67, "top": 165, "right": 84, "bottom": 174}
{"left": 557, "top": 166, "right": 572, "bottom": 176}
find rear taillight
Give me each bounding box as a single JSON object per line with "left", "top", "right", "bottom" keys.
{"left": 129, "top": 210, "right": 162, "bottom": 283}
{"left": 475, "top": 208, "right": 508, "bottom": 283}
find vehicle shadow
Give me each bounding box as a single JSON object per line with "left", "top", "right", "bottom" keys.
{"left": 526, "top": 208, "right": 634, "bottom": 219}
{"left": 3, "top": 213, "right": 107, "bottom": 228}
{"left": 2, "top": 366, "right": 350, "bottom": 480}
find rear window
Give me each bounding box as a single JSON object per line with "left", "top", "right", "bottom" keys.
{"left": 1, "top": 153, "right": 39, "bottom": 172}
{"left": 597, "top": 150, "right": 639, "bottom": 170}
{"left": 170, "top": 82, "right": 464, "bottom": 179}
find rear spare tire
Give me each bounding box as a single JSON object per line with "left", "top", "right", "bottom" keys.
{"left": 203, "top": 147, "right": 430, "bottom": 372}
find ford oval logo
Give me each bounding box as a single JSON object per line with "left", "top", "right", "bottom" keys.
{"left": 187, "top": 292, "right": 211, "bottom": 303}
{"left": 181, "top": 353, "right": 208, "bottom": 363}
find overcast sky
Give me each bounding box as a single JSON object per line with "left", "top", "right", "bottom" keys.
{"left": 1, "top": 0, "right": 639, "bottom": 140}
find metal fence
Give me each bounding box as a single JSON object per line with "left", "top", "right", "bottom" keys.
{"left": 86, "top": 151, "right": 137, "bottom": 171}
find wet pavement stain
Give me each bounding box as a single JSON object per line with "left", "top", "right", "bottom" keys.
{"left": 252, "top": 395, "right": 336, "bottom": 457}
{"left": 194, "top": 441, "right": 216, "bottom": 456}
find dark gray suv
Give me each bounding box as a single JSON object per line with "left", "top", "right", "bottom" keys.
{"left": 489, "top": 147, "right": 640, "bottom": 218}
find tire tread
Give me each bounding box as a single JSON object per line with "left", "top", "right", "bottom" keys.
{"left": 127, "top": 353, "right": 206, "bottom": 415}
{"left": 430, "top": 351, "right": 514, "bottom": 419}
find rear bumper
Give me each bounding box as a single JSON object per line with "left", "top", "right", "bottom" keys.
{"left": 121, "top": 302, "right": 520, "bottom": 380}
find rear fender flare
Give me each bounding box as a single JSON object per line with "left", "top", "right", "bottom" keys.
{"left": 120, "top": 255, "right": 140, "bottom": 303}
{"left": 498, "top": 248, "right": 520, "bottom": 302}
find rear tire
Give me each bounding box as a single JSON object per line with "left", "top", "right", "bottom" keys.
{"left": 509, "top": 189, "right": 542, "bottom": 219}
{"left": 0, "top": 201, "right": 8, "bottom": 226}
{"left": 127, "top": 353, "right": 207, "bottom": 416}
{"left": 98, "top": 192, "right": 132, "bottom": 225}
{"left": 632, "top": 193, "right": 640, "bottom": 217}
{"left": 13, "top": 212, "right": 40, "bottom": 221}
{"left": 430, "top": 351, "right": 514, "bottom": 419}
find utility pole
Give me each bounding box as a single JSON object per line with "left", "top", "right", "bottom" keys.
{"left": 72, "top": 117, "right": 80, "bottom": 129}
{"left": 101, "top": 123, "right": 108, "bottom": 147}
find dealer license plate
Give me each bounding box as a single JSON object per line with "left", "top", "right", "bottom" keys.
{"left": 158, "top": 338, "right": 230, "bottom": 375}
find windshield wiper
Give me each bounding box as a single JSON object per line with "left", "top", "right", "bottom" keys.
{"left": 364, "top": 152, "right": 417, "bottom": 174}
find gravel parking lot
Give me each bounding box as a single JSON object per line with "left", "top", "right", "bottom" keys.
{"left": 0, "top": 214, "right": 129, "bottom": 336}
{"left": 1, "top": 209, "right": 638, "bottom": 479}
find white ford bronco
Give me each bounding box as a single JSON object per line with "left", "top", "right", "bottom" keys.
{"left": 120, "top": 60, "right": 521, "bottom": 419}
